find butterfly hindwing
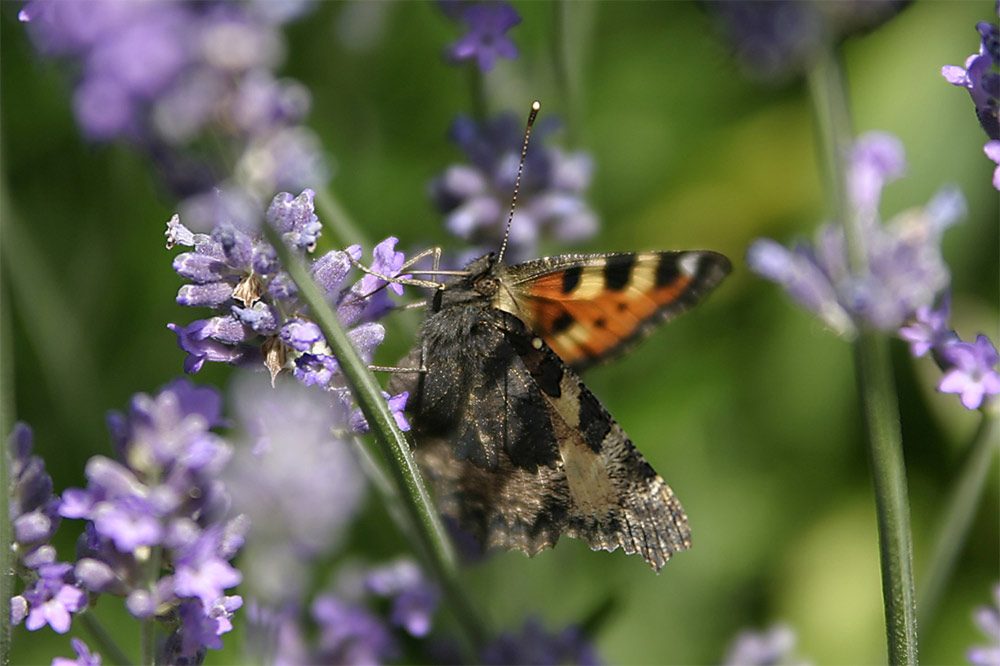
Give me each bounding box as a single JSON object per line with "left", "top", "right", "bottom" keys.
{"left": 502, "top": 251, "right": 731, "bottom": 370}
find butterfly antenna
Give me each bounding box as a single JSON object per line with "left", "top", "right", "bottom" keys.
{"left": 497, "top": 100, "right": 541, "bottom": 265}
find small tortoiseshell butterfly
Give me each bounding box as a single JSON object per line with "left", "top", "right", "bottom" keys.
{"left": 388, "top": 103, "right": 730, "bottom": 572}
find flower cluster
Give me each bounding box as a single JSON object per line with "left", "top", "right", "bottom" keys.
{"left": 18, "top": 0, "right": 328, "bottom": 228}
{"left": 746, "top": 131, "right": 965, "bottom": 338}
{"left": 167, "top": 188, "right": 410, "bottom": 431}
{"left": 441, "top": 2, "right": 521, "bottom": 72}
{"left": 968, "top": 583, "right": 1000, "bottom": 666}
{"left": 245, "top": 558, "right": 440, "bottom": 664}
{"left": 9, "top": 380, "right": 246, "bottom": 663}
{"left": 942, "top": 7, "right": 1000, "bottom": 189}
{"left": 430, "top": 111, "right": 598, "bottom": 263}
{"left": 52, "top": 638, "right": 102, "bottom": 666}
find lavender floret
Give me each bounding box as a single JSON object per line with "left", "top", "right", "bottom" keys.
{"left": 445, "top": 2, "right": 521, "bottom": 72}
{"left": 968, "top": 584, "right": 1000, "bottom": 666}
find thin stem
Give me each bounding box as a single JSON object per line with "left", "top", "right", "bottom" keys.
{"left": 854, "top": 334, "right": 919, "bottom": 665}
{"left": 809, "top": 45, "right": 919, "bottom": 665}
{"left": 0, "top": 227, "right": 12, "bottom": 666}
{"left": 140, "top": 547, "right": 163, "bottom": 664}
{"left": 918, "top": 410, "right": 1000, "bottom": 628}
{"left": 79, "top": 612, "right": 134, "bottom": 666}
{"left": 263, "top": 226, "right": 487, "bottom": 650}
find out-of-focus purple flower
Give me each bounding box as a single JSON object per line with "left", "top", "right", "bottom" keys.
{"left": 18, "top": 563, "right": 86, "bottom": 634}
{"left": 898, "top": 295, "right": 955, "bottom": 358}
{"left": 722, "top": 623, "right": 809, "bottom": 666}
{"left": 938, "top": 335, "right": 1000, "bottom": 410}
{"left": 747, "top": 132, "right": 964, "bottom": 337}
{"left": 481, "top": 617, "right": 602, "bottom": 666}
{"left": 224, "top": 376, "right": 367, "bottom": 604}
{"left": 985, "top": 140, "right": 1000, "bottom": 190}
{"left": 431, "top": 112, "right": 598, "bottom": 262}
{"left": 364, "top": 558, "right": 440, "bottom": 638}
{"left": 968, "top": 584, "right": 1000, "bottom": 666}
{"left": 18, "top": 0, "right": 328, "bottom": 231}
{"left": 349, "top": 390, "right": 410, "bottom": 434}
{"left": 312, "top": 596, "right": 398, "bottom": 665}
{"left": 51, "top": 638, "right": 102, "bottom": 666}
{"left": 709, "top": 0, "right": 909, "bottom": 82}
{"left": 445, "top": 2, "right": 520, "bottom": 72}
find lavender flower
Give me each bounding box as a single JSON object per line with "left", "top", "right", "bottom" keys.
{"left": 224, "top": 375, "right": 367, "bottom": 604}
{"left": 746, "top": 132, "right": 965, "bottom": 337}
{"left": 167, "top": 189, "right": 410, "bottom": 432}
{"left": 968, "top": 584, "right": 1000, "bottom": 666}
{"left": 312, "top": 596, "right": 398, "bottom": 664}
{"left": 7, "top": 423, "right": 61, "bottom": 568}
{"left": 722, "top": 623, "right": 810, "bottom": 666}
{"left": 444, "top": 2, "right": 521, "bottom": 72}
{"left": 364, "top": 558, "right": 440, "bottom": 638}
{"left": 51, "top": 638, "right": 102, "bottom": 666}
{"left": 430, "top": 112, "right": 598, "bottom": 262}
{"left": 15, "top": 563, "right": 86, "bottom": 634}
{"left": 938, "top": 335, "right": 1000, "bottom": 410}
{"left": 708, "top": 0, "right": 909, "bottom": 82}
{"left": 943, "top": 8, "right": 1000, "bottom": 189}
{"left": 943, "top": 14, "right": 1000, "bottom": 141}
{"left": 49, "top": 379, "right": 247, "bottom": 660}
{"left": 18, "top": 0, "right": 328, "bottom": 227}
{"left": 480, "top": 617, "right": 602, "bottom": 666}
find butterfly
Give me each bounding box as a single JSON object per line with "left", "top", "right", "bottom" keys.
{"left": 387, "top": 248, "right": 730, "bottom": 571}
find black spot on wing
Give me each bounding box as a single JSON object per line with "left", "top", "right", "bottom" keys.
{"left": 561, "top": 265, "right": 582, "bottom": 294}
{"left": 655, "top": 253, "right": 681, "bottom": 287}
{"left": 604, "top": 255, "right": 636, "bottom": 291}
{"left": 552, "top": 312, "right": 574, "bottom": 333}
{"left": 576, "top": 387, "right": 612, "bottom": 453}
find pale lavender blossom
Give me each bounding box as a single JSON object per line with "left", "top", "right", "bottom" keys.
{"left": 51, "top": 638, "right": 101, "bottom": 666}
{"left": 722, "top": 623, "right": 810, "bottom": 666}
{"left": 968, "top": 584, "right": 1000, "bottom": 666}
{"left": 445, "top": 2, "right": 521, "bottom": 72}
{"left": 17, "top": 563, "right": 86, "bottom": 634}
{"left": 938, "top": 335, "right": 1000, "bottom": 410}
{"left": 430, "top": 112, "right": 598, "bottom": 262}
{"left": 312, "top": 596, "right": 398, "bottom": 664}
{"left": 224, "top": 376, "right": 367, "bottom": 604}
{"left": 364, "top": 558, "right": 440, "bottom": 638}
{"left": 898, "top": 295, "right": 955, "bottom": 358}
{"left": 985, "top": 140, "right": 1000, "bottom": 190}
{"left": 747, "top": 132, "right": 965, "bottom": 337}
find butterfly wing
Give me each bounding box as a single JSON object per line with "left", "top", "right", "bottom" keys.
{"left": 406, "top": 306, "right": 690, "bottom": 571}
{"left": 502, "top": 251, "right": 731, "bottom": 370}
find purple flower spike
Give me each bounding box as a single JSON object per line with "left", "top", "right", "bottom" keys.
{"left": 722, "top": 624, "right": 806, "bottom": 666}
{"left": 51, "top": 637, "right": 102, "bottom": 666}
{"left": 266, "top": 189, "right": 322, "bottom": 250}
{"left": 938, "top": 334, "right": 1000, "bottom": 409}
{"left": 848, "top": 131, "right": 906, "bottom": 213}
{"left": 447, "top": 3, "right": 521, "bottom": 72}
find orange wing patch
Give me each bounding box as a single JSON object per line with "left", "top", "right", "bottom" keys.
{"left": 519, "top": 253, "right": 695, "bottom": 367}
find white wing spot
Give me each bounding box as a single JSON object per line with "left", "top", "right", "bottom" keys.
{"left": 678, "top": 252, "right": 701, "bottom": 277}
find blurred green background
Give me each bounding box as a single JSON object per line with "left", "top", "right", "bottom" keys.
{"left": 3, "top": 1, "right": 997, "bottom": 664}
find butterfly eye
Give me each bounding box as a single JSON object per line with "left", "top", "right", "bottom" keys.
{"left": 474, "top": 276, "right": 499, "bottom": 295}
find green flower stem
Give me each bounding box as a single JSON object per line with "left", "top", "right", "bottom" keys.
{"left": 919, "top": 409, "right": 1000, "bottom": 628}
{"left": 854, "top": 333, "right": 919, "bottom": 665}
{"left": 264, "top": 226, "right": 487, "bottom": 649}
{"left": 79, "top": 612, "right": 134, "bottom": 666}
{"left": 0, "top": 188, "right": 12, "bottom": 665}
{"left": 809, "top": 45, "right": 919, "bottom": 665}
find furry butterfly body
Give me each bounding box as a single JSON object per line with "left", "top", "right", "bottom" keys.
{"left": 389, "top": 249, "right": 730, "bottom": 571}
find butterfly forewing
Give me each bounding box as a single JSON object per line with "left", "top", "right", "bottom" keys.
{"left": 502, "top": 251, "right": 731, "bottom": 370}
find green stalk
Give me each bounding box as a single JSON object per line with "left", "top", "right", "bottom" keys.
{"left": 263, "top": 226, "right": 486, "bottom": 649}
{"left": 0, "top": 186, "right": 13, "bottom": 666}
{"left": 918, "top": 409, "right": 1000, "bottom": 628}
{"left": 808, "top": 47, "right": 919, "bottom": 664}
